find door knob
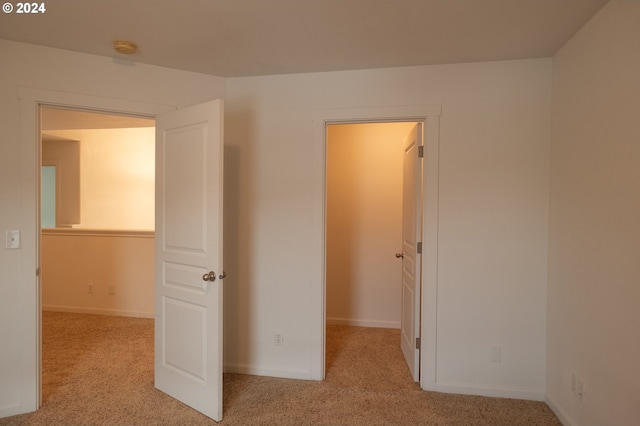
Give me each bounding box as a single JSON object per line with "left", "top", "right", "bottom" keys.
{"left": 202, "top": 271, "right": 216, "bottom": 282}
{"left": 395, "top": 253, "right": 404, "bottom": 258}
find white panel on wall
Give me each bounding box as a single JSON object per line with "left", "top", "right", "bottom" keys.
{"left": 41, "top": 166, "right": 56, "bottom": 228}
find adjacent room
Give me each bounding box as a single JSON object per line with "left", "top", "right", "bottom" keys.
{"left": 38, "top": 107, "right": 158, "bottom": 415}
{"left": 40, "top": 107, "right": 156, "bottom": 318}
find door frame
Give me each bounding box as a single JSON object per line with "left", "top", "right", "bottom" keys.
{"left": 312, "top": 105, "right": 441, "bottom": 390}
{"left": 18, "top": 87, "right": 173, "bottom": 411}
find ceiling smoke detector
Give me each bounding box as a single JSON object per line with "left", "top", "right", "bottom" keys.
{"left": 113, "top": 40, "right": 137, "bottom": 55}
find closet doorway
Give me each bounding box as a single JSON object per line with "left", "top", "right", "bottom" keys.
{"left": 325, "top": 122, "right": 421, "bottom": 380}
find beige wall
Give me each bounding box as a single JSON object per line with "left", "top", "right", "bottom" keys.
{"left": 326, "top": 122, "right": 415, "bottom": 328}
{"left": 45, "top": 127, "right": 155, "bottom": 230}
{"left": 547, "top": 1, "right": 640, "bottom": 425}
{"left": 41, "top": 230, "right": 154, "bottom": 317}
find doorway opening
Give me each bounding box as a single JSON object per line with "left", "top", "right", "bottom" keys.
{"left": 39, "top": 106, "right": 156, "bottom": 318}
{"left": 38, "top": 106, "right": 157, "bottom": 407}
{"left": 17, "top": 87, "right": 172, "bottom": 414}
{"left": 325, "top": 121, "right": 421, "bottom": 383}
{"left": 314, "top": 104, "right": 440, "bottom": 390}
{"left": 22, "top": 90, "right": 224, "bottom": 419}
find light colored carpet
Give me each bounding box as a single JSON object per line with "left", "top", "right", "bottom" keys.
{"left": 0, "top": 312, "right": 561, "bottom": 425}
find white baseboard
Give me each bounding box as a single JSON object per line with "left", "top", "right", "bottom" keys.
{"left": 326, "top": 317, "right": 400, "bottom": 329}
{"left": 545, "top": 395, "right": 573, "bottom": 426}
{"left": 42, "top": 304, "right": 154, "bottom": 319}
{"left": 0, "top": 401, "right": 24, "bottom": 418}
{"left": 224, "top": 363, "right": 315, "bottom": 381}
{"left": 427, "top": 381, "right": 546, "bottom": 402}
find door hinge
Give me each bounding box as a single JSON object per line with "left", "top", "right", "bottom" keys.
{"left": 417, "top": 242, "right": 422, "bottom": 254}
{"left": 416, "top": 337, "right": 421, "bottom": 349}
{"left": 36, "top": 267, "right": 40, "bottom": 277}
{"left": 418, "top": 146, "right": 424, "bottom": 158}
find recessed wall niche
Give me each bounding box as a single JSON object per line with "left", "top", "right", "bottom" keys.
{"left": 41, "top": 134, "right": 81, "bottom": 228}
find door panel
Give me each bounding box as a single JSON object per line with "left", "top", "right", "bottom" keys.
{"left": 163, "top": 123, "right": 207, "bottom": 250}
{"left": 164, "top": 298, "right": 207, "bottom": 380}
{"left": 400, "top": 123, "right": 422, "bottom": 382}
{"left": 155, "top": 99, "right": 224, "bottom": 421}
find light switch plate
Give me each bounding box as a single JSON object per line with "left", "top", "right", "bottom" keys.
{"left": 5, "top": 230, "right": 20, "bottom": 249}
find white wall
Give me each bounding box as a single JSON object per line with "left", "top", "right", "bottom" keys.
{"left": 42, "top": 230, "right": 154, "bottom": 318}
{"left": 223, "top": 59, "right": 551, "bottom": 396}
{"left": 0, "top": 38, "right": 225, "bottom": 417}
{"left": 546, "top": 1, "right": 640, "bottom": 425}
{"left": 326, "top": 123, "right": 414, "bottom": 329}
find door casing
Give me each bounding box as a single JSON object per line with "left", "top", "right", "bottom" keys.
{"left": 18, "top": 87, "right": 173, "bottom": 413}
{"left": 313, "top": 105, "right": 441, "bottom": 390}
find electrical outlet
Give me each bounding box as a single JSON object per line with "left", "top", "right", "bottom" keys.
{"left": 274, "top": 331, "right": 284, "bottom": 346}
{"left": 109, "top": 284, "right": 115, "bottom": 295}
{"left": 88, "top": 283, "right": 94, "bottom": 295}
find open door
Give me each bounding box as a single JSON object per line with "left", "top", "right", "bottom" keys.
{"left": 400, "top": 123, "right": 422, "bottom": 382}
{"left": 154, "top": 99, "right": 224, "bottom": 421}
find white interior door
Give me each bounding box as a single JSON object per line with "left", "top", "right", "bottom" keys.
{"left": 400, "top": 123, "right": 422, "bottom": 382}
{"left": 154, "top": 99, "right": 224, "bottom": 421}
